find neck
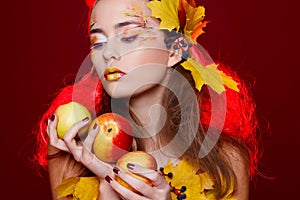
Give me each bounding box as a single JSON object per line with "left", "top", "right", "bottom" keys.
{"left": 129, "top": 69, "right": 172, "bottom": 151}
{"left": 130, "top": 84, "right": 165, "bottom": 137}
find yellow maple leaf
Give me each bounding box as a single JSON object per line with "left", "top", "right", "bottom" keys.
{"left": 55, "top": 177, "right": 80, "bottom": 199}
{"left": 163, "top": 160, "right": 214, "bottom": 199}
{"left": 183, "top": 1, "right": 207, "bottom": 41}
{"left": 181, "top": 58, "right": 239, "bottom": 94}
{"left": 146, "top": 0, "right": 180, "bottom": 31}
{"left": 73, "top": 177, "right": 99, "bottom": 200}
{"left": 55, "top": 177, "right": 99, "bottom": 200}
{"left": 147, "top": 0, "right": 209, "bottom": 41}
{"left": 198, "top": 172, "right": 214, "bottom": 191}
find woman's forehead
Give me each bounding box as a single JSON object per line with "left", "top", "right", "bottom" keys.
{"left": 91, "top": 0, "right": 151, "bottom": 24}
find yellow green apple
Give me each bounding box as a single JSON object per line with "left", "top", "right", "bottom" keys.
{"left": 115, "top": 151, "right": 158, "bottom": 193}
{"left": 54, "top": 101, "right": 92, "bottom": 138}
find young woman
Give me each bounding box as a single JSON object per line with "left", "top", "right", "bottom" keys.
{"left": 35, "top": 0, "right": 260, "bottom": 199}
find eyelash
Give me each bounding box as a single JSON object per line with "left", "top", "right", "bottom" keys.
{"left": 121, "top": 34, "right": 139, "bottom": 43}
{"left": 91, "top": 42, "right": 106, "bottom": 49}
{"left": 90, "top": 28, "right": 142, "bottom": 49}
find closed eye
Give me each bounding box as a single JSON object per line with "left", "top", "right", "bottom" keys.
{"left": 121, "top": 34, "right": 139, "bottom": 43}
{"left": 90, "top": 34, "right": 107, "bottom": 49}
{"left": 91, "top": 42, "right": 106, "bottom": 49}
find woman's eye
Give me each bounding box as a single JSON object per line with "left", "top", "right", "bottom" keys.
{"left": 90, "top": 34, "right": 107, "bottom": 49}
{"left": 91, "top": 42, "right": 105, "bottom": 49}
{"left": 121, "top": 34, "right": 139, "bottom": 43}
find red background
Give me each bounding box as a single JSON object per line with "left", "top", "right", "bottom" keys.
{"left": 2, "top": 0, "right": 299, "bottom": 199}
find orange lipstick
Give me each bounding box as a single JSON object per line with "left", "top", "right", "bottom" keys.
{"left": 104, "top": 67, "right": 126, "bottom": 81}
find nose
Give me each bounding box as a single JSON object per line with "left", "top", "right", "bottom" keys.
{"left": 102, "top": 37, "right": 120, "bottom": 63}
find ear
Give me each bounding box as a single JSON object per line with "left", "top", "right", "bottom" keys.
{"left": 167, "top": 52, "right": 182, "bottom": 67}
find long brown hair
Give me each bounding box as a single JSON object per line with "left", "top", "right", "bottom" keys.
{"left": 158, "top": 64, "right": 258, "bottom": 198}
{"left": 34, "top": 0, "right": 260, "bottom": 198}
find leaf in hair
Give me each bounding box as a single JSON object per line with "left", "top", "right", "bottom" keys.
{"left": 146, "top": 0, "right": 180, "bottom": 31}
{"left": 182, "top": 58, "right": 239, "bottom": 94}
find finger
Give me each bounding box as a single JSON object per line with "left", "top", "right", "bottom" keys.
{"left": 47, "top": 114, "right": 70, "bottom": 152}
{"left": 83, "top": 123, "right": 99, "bottom": 151}
{"left": 63, "top": 117, "right": 90, "bottom": 144}
{"left": 112, "top": 167, "right": 153, "bottom": 197}
{"left": 105, "top": 175, "right": 148, "bottom": 200}
{"left": 48, "top": 114, "right": 58, "bottom": 137}
{"left": 62, "top": 118, "right": 90, "bottom": 161}
{"left": 127, "top": 164, "right": 168, "bottom": 189}
{"left": 46, "top": 119, "right": 51, "bottom": 136}
{"left": 81, "top": 125, "right": 98, "bottom": 164}
{"left": 98, "top": 179, "right": 121, "bottom": 199}
{"left": 85, "top": 155, "right": 115, "bottom": 178}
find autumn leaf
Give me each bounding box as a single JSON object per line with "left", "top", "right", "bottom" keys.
{"left": 183, "top": 2, "right": 207, "bottom": 41}
{"left": 147, "top": 0, "right": 209, "bottom": 41}
{"left": 73, "top": 177, "right": 99, "bottom": 200}
{"left": 198, "top": 172, "right": 214, "bottom": 191}
{"left": 186, "top": 0, "right": 197, "bottom": 8}
{"left": 163, "top": 159, "right": 236, "bottom": 199}
{"left": 146, "top": 0, "right": 180, "bottom": 31}
{"left": 55, "top": 177, "right": 80, "bottom": 199}
{"left": 163, "top": 160, "right": 213, "bottom": 199}
{"left": 182, "top": 58, "right": 239, "bottom": 94}
{"left": 55, "top": 177, "right": 99, "bottom": 200}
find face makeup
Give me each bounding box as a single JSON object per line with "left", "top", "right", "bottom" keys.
{"left": 104, "top": 67, "right": 126, "bottom": 81}
{"left": 89, "top": 0, "right": 172, "bottom": 98}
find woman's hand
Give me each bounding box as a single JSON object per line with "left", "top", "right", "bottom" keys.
{"left": 105, "top": 164, "right": 172, "bottom": 200}
{"left": 47, "top": 114, "right": 114, "bottom": 179}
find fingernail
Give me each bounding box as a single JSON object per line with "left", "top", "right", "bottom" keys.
{"left": 113, "top": 167, "right": 120, "bottom": 175}
{"left": 82, "top": 117, "right": 89, "bottom": 122}
{"left": 93, "top": 123, "right": 98, "bottom": 130}
{"left": 50, "top": 114, "right": 55, "bottom": 121}
{"left": 127, "top": 163, "right": 135, "bottom": 170}
{"left": 105, "top": 175, "right": 113, "bottom": 184}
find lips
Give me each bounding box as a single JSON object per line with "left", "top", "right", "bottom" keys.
{"left": 104, "top": 67, "right": 126, "bottom": 81}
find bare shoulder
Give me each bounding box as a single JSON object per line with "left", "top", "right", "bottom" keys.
{"left": 221, "top": 143, "right": 250, "bottom": 200}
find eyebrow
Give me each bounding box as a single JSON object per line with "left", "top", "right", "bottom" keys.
{"left": 90, "top": 22, "right": 95, "bottom": 29}
{"left": 90, "top": 21, "right": 143, "bottom": 34}
{"left": 90, "top": 28, "right": 103, "bottom": 34}
{"left": 115, "top": 21, "right": 142, "bottom": 29}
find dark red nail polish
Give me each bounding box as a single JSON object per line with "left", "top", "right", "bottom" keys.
{"left": 82, "top": 117, "right": 89, "bottom": 122}
{"left": 50, "top": 114, "right": 55, "bottom": 121}
{"left": 127, "top": 163, "right": 135, "bottom": 170}
{"left": 113, "top": 167, "right": 120, "bottom": 175}
{"left": 93, "top": 123, "right": 98, "bottom": 130}
{"left": 105, "top": 175, "right": 113, "bottom": 184}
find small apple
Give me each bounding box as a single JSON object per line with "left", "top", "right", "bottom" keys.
{"left": 54, "top": 102, "right": 92, "bottom": 139}
{"left": 115, "top": 151, "right": 157, "bottom": 193}
{"left": 90, "top": 113, "right": 133, "bottom": 163}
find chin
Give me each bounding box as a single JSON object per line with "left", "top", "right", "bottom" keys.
{"left": 103, "top": 82, "right": 157, "bottom": 99}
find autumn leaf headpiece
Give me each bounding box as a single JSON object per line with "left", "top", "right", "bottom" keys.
{"left": 85, "top": 0, "right": 207, "bottom": 42}
{"left": 147, "top": 0, "right": 208, "bottom": 42}
{"left": 85, "top": 0, "right": 239, "bottom": 94}
{"left": 147, "top": 0, "right": 239, "bottom": 94}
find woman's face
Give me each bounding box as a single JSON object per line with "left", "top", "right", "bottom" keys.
{"left": 90, "top": 0, "right": 174, "bottom": 98}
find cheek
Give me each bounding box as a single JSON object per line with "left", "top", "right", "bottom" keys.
{"left": 91, "top": 50, "right": 106, "bottom": 75}
{"left": 122, "top": 49, "right": 170, "bottom": 71}
{"left": 104, "top": 65, "right": 168, "bottom": 99}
